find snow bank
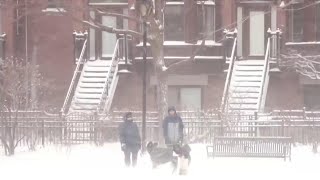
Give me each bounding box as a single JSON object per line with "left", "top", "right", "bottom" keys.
{"left": 0, "top": 143, "right": 320, "bottom": 180}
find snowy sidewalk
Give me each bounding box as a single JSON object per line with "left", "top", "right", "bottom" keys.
{"left": 0, "top": 144, "right": 320, "bottom": 180}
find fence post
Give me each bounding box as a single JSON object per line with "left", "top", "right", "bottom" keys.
{"left": 41, "top": 119, "right": 45, "bottom": 147}
{"left": 281, "top": 118, "right": 285, "bottom": 137}
{"left": 303, "top": 107, "right": 306, "bottom": 120}
{"left": 94, "top": 112, "right": 98, "bottom": 145}
{"left": 218, "top": 112, "right": 224, "bottom": 136}
{"left": 254, "top": 112, "right": 258, "bottom": 137}
{"left": 94, "top": 121, "right": 98, "bottom": 145}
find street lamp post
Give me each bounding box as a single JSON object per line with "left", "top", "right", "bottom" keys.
{"left": 139, "top": 0, "right": 152, "bottom": 152}
{"left": 142, "top": 20, "right": 147, "bottom": 152}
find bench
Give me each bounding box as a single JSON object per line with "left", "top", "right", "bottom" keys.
{"left": 206, "top": 136, "right": 292, "bottom": 161}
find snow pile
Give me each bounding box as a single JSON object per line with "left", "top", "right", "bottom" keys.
{"left": 0, "top": 144, "right": 320, "bottom": 180}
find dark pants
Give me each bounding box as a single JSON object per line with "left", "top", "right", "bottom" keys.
{"left": 123, "top": 146, "right": 139, "bottom": 167}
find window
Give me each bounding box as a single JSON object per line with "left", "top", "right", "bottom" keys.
{"left": 89, "top": 0, "right": 127, "bottom": 3}
{"left": 165, "top": 0, "right": 216, "bottom": 41}
{"left": 168, "top": 87, "right": 202, "bottom": 110}
{"left": 165, "top": 4, "right": 184, "bottom": 40}
{"left": 197, "top": 3, "right": 215, "bottom": 40}
{"left": 48, "top": 0, "right": 63, "bottom": 8}
{"left": 288, "top": 4, "right": 304, "bottom": 42}
{"left": 304, "top": 85, "right": 320, "bottom": 110}
{"left": 0, "top": 6, "right": 2, "bottom": 34}
{"left": 89, "top": 11, "right": 96, "bottom": 60}
{"left": 316, "top": 3, "right": 320, "bottom": 41}
{"left": 0, "top": 34, "right": 5, "bottom": 62}
{"left": 43, "top": 0, "right": 66, "bottom": 13}
{"left": 0, "top": 8, "right": 5, "bottom": 62}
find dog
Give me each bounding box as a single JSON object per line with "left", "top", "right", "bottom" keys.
{"left": 146, "top": 141, "right": 191, "bottom": 174}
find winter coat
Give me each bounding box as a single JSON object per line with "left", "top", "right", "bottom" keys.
{"left": 163, "top": 114, "right": 184, "bottom": 145}
{"left": 119, "top": 120, "right": 141, "bottom": 149}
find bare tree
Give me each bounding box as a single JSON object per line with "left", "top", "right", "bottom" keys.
{"left": 0, "top": 57, "right": 49, "bottom": 155}
{"left": 280, "top": 48, "right": 320, "bottom": 79}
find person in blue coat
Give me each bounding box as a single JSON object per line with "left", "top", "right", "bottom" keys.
{"left": 119, "top": 112, "right": 141, "bottom": 167}
{"left": 163, "top": 106, "right": 184, "bottom": 146}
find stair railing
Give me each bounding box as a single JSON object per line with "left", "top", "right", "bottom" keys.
{"left": 97, "top": 39, "right": 120, "bottom": 113}
{"left": 61, "top": 38, "right": 88, "bottom": 115}
{"left": 257, "top": 29, "right": 272, "bottom": 112}
{"left": 220, "top": 29, "right": 238, "bottom": 114}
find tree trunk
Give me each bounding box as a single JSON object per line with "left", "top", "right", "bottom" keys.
{"left": 145, "top": 0, "right": 167, "bottom": 143}
{"left": 150, "top": 40, "right": 167, "bottom": 143}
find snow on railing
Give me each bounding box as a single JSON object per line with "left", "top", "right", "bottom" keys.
{"left": 220, "top": 29, "right": 238, "bottom": 114}
{"left": 96, "top": 39, "right": 120, "bottom": 113}
{"left": 61, "top": 38, "right": 88, "bottom": 115}
{"left": 258, "top": 30, "right": 272, "bottom": 112}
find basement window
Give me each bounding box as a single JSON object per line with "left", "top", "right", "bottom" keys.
{"left": 42, "top": 0, "right": 66, "bottom": 14}
{"left": 168, "top": 86, "right": 202, "bottom": 110}
{"left": 304, "top": 85, "right": 320, "bottom": 110}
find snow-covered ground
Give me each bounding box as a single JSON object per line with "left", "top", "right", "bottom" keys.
{"left": 1, "top": 144, "right": 320, "bottom": 180}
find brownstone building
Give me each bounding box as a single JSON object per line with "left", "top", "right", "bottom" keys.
{"left": 1, "top": 0, "right": 320, "bottom": 113}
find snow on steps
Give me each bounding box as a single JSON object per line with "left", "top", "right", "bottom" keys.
{"left": 69, "top": 60, "right": 113, "bottom": 113}
{"left": 226, "top": 60, "right": 266, "bottom": 114}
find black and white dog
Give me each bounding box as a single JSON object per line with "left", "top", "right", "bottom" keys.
{"left": 146, "top": 141, "right": 191, "bottom": 174}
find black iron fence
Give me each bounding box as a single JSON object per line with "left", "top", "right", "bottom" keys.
{"left": 1, "top": 109, "right": 320, "bottom": 151}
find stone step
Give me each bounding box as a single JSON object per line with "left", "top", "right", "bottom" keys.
{"left": 235, "top": 60, "right": 265, "bottom": 65}
{"left": 77, "top": 88, "right": 104, "bottom": 93}
{"left": 232, "top": 76, "right": 263, "bottom": 82}
{"left": 228, "top": 98, "right": 259, "bottom": 104}
{"left": 73, "top": 98, "right": 101, "bottom": 104}
{"left": 75, "top": 93, "right": 102, "bottom": 99}
{"left": 228, "top": 104, "right": 258, "bottom": 110}
{"left": 234, "top": 65, "right": 264, "bottom": 71}
{"left": 230, "top": 92, "right": 259, "bottom": 98}
{"left": 229, "top": 87, "right": 261, "bottom": 93}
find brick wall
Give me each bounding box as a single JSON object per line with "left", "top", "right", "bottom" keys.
{"left": 111, "top": 62, "right": 225, "bottom": 111}
{"left": 265, "top": 72, "right": 304, "bottom": 110}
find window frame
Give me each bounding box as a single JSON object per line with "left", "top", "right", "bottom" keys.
{"left": 42, "top": 0, "right": 66, "bottom": 13}
{"left": 89, "top": 7, "right": 127, "bottom": 60}
{"left": 164, "top": 0, "right": 216, "bottom": 42}
{"left": 288, "top": 3, "right": 304, "bottom": 42}
{"left": 316, "top": 2, "right": 320, "bottom": 41}
{"left": 164, "top": 3, "right": 184, "bottom": 41}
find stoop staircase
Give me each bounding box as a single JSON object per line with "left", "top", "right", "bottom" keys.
{"left": 69, "top": 60, "right": 118, "bottom": 113}
{"left": 61, "top": 38, "right": 124, "bottom": 116}
{"left": 221, "top": 29, "right": 275, "bottom": 115}
{"left": 220, "top": 28, "right": 282, "bottom": 137}
{"left": 226, "top": 60, "right": 266, "bottom": 114}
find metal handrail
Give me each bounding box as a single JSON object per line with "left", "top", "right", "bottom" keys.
{"left": 220, "top": 37, "right": 238, "bottom": 113}
{"left": 97, "top": 39, "right": 120, "bottom": 113}
{"left": 103, "top": 62, "right": 119, "bottom": 113}
{"left": 258, "top": 36, "right": 271, "bottom": 111}
{"left": 61, "top": 39, "right": 87, "bottom": 115}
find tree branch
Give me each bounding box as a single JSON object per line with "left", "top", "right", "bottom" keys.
{"left": 14, "top": 135, "right": 26, "bottom": 148}
{"left": 281, "top": 50, "right": 320, "bottom": 79}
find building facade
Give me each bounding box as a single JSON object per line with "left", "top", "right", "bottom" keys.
{"left": 1, "top": 0, "right": 320, "bottom": 112}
